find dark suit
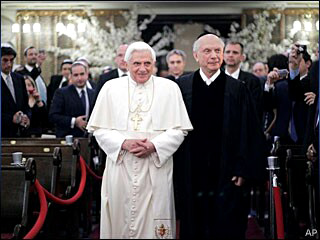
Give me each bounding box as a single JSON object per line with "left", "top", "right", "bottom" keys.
{"left": 165, "top": 74, "right": 177, "bottom": 82}
{"left": 16, "top": 65, "right": 42, "bottom": 82}
{"left": 271, "top": 79, "right": 292, "bottom": 142}
{"left": 49, "top": 84, "right": 95, "bottom": 138}
{"left": 47, "top": 75, "right": 68, "bottom": 110}
{"left": 304, "top": 60, "right": 319, "bottom": 152}
{"left": 272, "top": 74, "right": 310, "bottom": 145}
{"left": 288, "top": 74, "right": 311, "bottom": 144}
{"left": 175, "top": 69, "right": 266, "bottom": 239}
{"left": 1, "top": 72, "right": 30, "bottom": 137}
{"left": 238, "top": 70, "right": 264, "bottom": 122}
{"left": 94, "top": 69, "right": 119, "bottom": 104}
{"left": 48, "top": 75, "right": 96, "bottom": 110}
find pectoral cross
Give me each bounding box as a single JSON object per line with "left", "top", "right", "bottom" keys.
{"left": 131, "top": 112, "right": 143, "bottom": 131}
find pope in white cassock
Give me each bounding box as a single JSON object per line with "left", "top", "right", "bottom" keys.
{"left": 87, "top": 41, "right": 193, "bottom": 239}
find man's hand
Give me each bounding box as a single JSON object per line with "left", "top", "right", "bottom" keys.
{"left": 267, "top": 68, "right": 281, "bottom": 85}
{"left": 32, "top": 90, "right": 44, "bottom": 107}
{"left": 75, "top": 115, "right": 87, "bottom": 131}
{"left": 304, "top": 92, "right": 316, "bottom": 105}
{"left": 306, "top": 144, "right": 317, "bottom": 161}
{"left": 130, "top": 140, "right": 156, "bottom": 158}
{"left": 20, "top": 114, "right": 30, "bottom": 128}
{"left": 121, "top": 139, "right": 146, "bottom": 151}
{"left": 13, "top": 111, "right": 23, "bottom": 124}
{"left": 231, "top": 176, "right": 245, "bottom": 187}
{"left": 122, "top": 139, "right": 156, "bottom": 158}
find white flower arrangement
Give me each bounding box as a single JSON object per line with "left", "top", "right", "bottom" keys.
{"left": 48, "top": 5, "right": 176, "bottom": 79}
{"left": 205, "top": 9, "right": 298, "bottom": 71}
{"left": 228, "top": 10, "right": 285, "bottom": 71}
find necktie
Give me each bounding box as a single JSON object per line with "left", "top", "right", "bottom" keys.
{"left": 6, "top": 75, "right": 16, "bottom": 102}
{"left": 80, "top": 89, "right": 86, "bottom": 113}
{"left": 122, "top": 73, "right": 128, "bottom": 77}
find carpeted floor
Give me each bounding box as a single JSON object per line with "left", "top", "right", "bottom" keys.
{"left": 89, "top": 216, "right": 266, "bottom": 239}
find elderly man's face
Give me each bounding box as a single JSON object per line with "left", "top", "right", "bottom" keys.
{"left": 167, "top": 54, "right": 185, "bottom": 77}
{"left": 128, "top": 50, "right": 154, "bottom": 84}
{"left": 252, "top": 62, "right": 267, "bottom": 77}
{"left": 193, "top": 35, "right": 224, "bottom": 75}
{"left": 115, "top": 44, "right": 128, "bottom": 72}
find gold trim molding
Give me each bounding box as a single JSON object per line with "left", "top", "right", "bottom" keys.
{"left": 16, "top": 9, "right": 127, "bottom": 19}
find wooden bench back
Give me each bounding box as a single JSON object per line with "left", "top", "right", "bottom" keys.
{"left": 1, "top": 158, "right": 36, "bottom": 237}
{"left": 2, "top": 147, "right": 62, "bottom": 194}
{"left": 2, "top": 143, "right": 79, "bottom": 194}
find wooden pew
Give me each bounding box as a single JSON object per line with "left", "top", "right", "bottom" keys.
{"left": 1, "top": 158, "right": 36, "bottom": 239}
{"left": 1, "top": 139, "right": 90, "bottom": 238}
{"left": 1, "top": 147, "right": 62, "bottom": 195}
{"left": 2, "top": 137, "right": 92, "bottom": 165}
{"left": 1, "top": 142, "right": 79, "bottom": 197}
{"left": 1, "top": 137, "right": 100, "bottom": 238}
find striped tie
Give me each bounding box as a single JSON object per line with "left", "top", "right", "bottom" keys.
{"left": 6, "top": 75, "right": 16, "bottom": 102}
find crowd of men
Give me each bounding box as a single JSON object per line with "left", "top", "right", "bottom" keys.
{"left": 1, "top": 33, "right": 318, "bottom": 238}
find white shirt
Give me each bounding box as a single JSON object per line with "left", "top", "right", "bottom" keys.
{"left": 118, "top": 68, "right": 128, "bottom": 77}
{"left": 1, "top": 72, "right": 10, "bottom": 84}
{"left": 86, "top": 80, "right": 93, "bottom": 89}
{"left": 225, "top": 67, "right": 240, "bottom": 79}
{"left": 1, "top": 72, "right": 16, "bottom": 100}
{"left": 199, "top": 68, "right": 221, "bottom": 86}
{"left": 300, "top": 73, "right": 307, "bottom": 80}
{"left": 58, "top": 76, "right": 68, "bottom": 88}
{"left": 25, "top": 64, "right": 34, "bottom": 73}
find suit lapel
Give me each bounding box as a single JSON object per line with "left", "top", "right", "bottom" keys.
{"left": 11, "top": 73, "right": 22, "bottom": 105}
{"left": 2, "top": 74, "right": 18, "bottom": 105}
{"left": 87, "top": 88, "right": 95, "bottom": 111}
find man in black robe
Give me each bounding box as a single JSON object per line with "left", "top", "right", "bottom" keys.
{"left": 174, "top": 34, "right": 267, "bottom": 239}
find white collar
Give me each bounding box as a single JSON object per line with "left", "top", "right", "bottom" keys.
{"left": 199, "top": 68, "right": 221, "bottom": 85}
{"left": 1, "top": 72, "right": 10, "bottom": 81}
{"left": 118, "top": 68, "right": 127, "bottom": 77}
{"left": 128, "top": 75, "right": 153, "bottom": 88}
{"left": 300, "top": 73, "right": 307, "bottom": 80}
{"left": 225, "top": 67, "right": 240, "bottom": 79}
{"left": 25, "top": 64, "right": 35, "bottom": 72}
{"left": 75, "top": 85, "right": 87, "bottom": 95}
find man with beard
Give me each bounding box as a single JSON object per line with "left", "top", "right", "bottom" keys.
{"left": 1, "top": 43, "right": 30, "bottom": 137}
{"left": 16, "top": 46, "right": 48, "bottom": 105}
{"left": 49, "top": 61, "right": 95, "bottom": 137}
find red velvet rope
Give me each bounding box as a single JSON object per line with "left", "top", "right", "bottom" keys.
{"left": 273, "top": 186, "right": 285, "bottom": 239}
{"left": 42, "top": 156, "right": 86, "bottom": 205}
{"left": 23, "top": 179, "right": 48, "bottom": 239}
{"left": 85, "top": 161, "right": 102, "bottom": 180}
